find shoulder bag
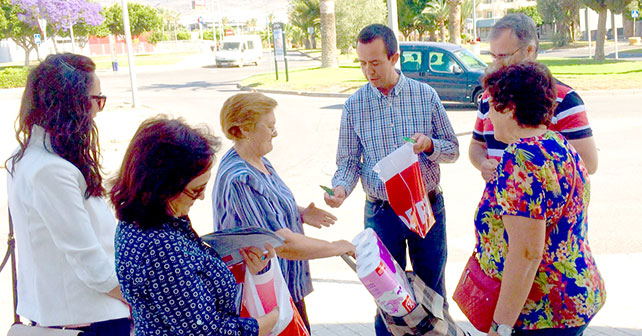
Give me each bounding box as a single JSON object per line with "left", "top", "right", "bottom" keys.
{"left": 452, "top": 152, "right": 578, "bottom": 332}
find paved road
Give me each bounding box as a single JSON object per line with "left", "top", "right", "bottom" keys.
{"left": 0, "top": 54, "right": 640, "bottom": 334}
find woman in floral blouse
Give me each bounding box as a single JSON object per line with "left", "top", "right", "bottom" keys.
{"left": 111, "top": 116, "right": 278, "bottom": 336}
{"left": 472, "top": 62, "right": 606, "bottom": 336}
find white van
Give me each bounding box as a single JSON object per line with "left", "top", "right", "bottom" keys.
{"left": 215, "top": 35, "right": 263, "bottom": 67}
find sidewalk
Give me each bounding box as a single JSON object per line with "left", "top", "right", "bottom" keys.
{"left": 306, "top": 254, "right": 642, "bottom": 335}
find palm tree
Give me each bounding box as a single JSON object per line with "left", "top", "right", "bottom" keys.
{"left": 246, "top": 18, "right": 257, "bottom": 33}
{"left": 289, "top": 0, "right": 320, "bottom": 49}
{"left": 423, "top": 0, "right": 449, "bottom": 42}
{"left": 448, "top": 0, "right": 462, "bottom": 44}
{"left": 320, "top": 0, "right": 337, "bottom": 67}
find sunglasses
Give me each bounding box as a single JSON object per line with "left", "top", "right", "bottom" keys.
{"left": 90, "top": 94, "right": 107, "bottom": 111}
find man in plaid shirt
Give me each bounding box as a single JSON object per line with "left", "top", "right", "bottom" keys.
{"left": 324, "top": 24, "right": 459, "bottom": 336}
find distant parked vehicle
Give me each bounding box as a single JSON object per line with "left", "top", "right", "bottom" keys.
{"left": 215, "top": 35, "right": 263, "bottom": 67}
{"left": 400, "top": 42, "right": 487, "bottom": 108}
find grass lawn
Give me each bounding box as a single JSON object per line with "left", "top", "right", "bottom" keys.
{"left": 0, "top": 52, "right": 200, "bottom": 88}
{"left": 243, "top": 65, "right": 367, "bottom": 93}
{"left": 242, "top": 58, "right": 642, "bottom": 92}
{"left": 91, "top": 52, "right": 199, "bottom": 71}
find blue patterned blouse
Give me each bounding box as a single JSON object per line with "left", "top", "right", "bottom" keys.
{"left": 115, "top": 217, "right": 259, "bottom": 336}
{"left": 212, "top": 148, "right": 313, "bottom": 303}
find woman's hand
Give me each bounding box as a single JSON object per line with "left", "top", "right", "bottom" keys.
{"left": 256, "top": 306, "right": 280, "bottom": 336}
{"left": 300, "top": 202, "right": 337, "bottom": 228}
{"left": 331, "top": 240, "right": 356, "bottom": 258}
{"left": 487, "top": 331, "right": 500, "bottom": 336}
{"left": 240, "top": 243, "right": 276, "bottom": 275}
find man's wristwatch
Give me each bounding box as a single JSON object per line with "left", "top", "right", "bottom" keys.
{"left": 491, "top": 321, "right": 513, "bottom": 336}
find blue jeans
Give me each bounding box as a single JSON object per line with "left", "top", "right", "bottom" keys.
{"left": 514, "top": 324, "right": 589, "bottom": 336}
{"left": 365, "top": 192, "right": 447, "bottom": 336}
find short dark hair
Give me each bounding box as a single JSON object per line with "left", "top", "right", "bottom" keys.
{"left": 490, "top": 13, "right": 539, "bottom": 52}
{"left": 7, "top": 53, "right": 103, "bottom": 198}
{"left": 482, "top": 62, "right": 556, "bottom": 127}
{"left": 356, "top": 24, "right": 397, "bottom": 59}
{"left": 110, "top": 116, "right": 221, "bottom": 229}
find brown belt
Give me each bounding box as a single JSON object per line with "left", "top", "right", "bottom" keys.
{"left": 366, "top": 185, "right": 442, "bottom": 205}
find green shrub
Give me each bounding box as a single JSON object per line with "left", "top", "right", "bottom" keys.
{"left": 148, "top": 30, "right": 169, "bottom": 45}
{"left": 0, "top": 66, "right": 30, "bottom": 89}
{"left": 176, "top": 30, "right": 191, "bottom": 40}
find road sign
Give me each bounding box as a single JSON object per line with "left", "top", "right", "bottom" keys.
{"left": 34, "top": 34, "right": 41, "bottom": 45}
{"left": 633, "top": 10, "right": 639, "bottom": 18}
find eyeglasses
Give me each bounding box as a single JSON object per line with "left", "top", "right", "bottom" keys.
{"left": 182, "top": 185, "right": 206, "bottom": 200}
{"left": 489, "top": 46, "right": 523, "bottom": 61}
{"left": 90, "top": 94, "right": 107, "bottom": 111}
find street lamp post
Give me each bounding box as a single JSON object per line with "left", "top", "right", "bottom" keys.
{"left": 121, "top": 0, "right": 139, "bottom": 107}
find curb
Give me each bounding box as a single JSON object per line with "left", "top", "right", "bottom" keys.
{"left": 577, "top": 88, "right": 642, "bottom": 96}
{"left": 236, "top": 83, "right": 351, "bottom": 98}
{"left": 236, "top": 83, "right": 642, "bottom": 99}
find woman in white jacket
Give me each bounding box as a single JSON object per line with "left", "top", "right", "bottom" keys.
{"left": 6, "top": 53, "right": 131, "bottom": 335}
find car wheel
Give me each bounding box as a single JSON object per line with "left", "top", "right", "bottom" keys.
{"left": 473, "top": 89, "right": 483, "bottom": 109}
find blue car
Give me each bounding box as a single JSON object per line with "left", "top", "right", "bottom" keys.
{"left": 400, "top": 42, "right": 487, "bottom": 108}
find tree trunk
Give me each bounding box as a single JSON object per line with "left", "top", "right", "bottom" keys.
{"left": 429, "top": 30, "right": 436, "bottom": 41}
{"left": 320, "top": 0, "right": 338, "bottom": 68}
{"left": 595, "top": 6, "right": 607, "bottom": 60}
{"left": 623, "top": 17, "right": 633, "bottom": 38}
{"left": 52, "top": 35, "right": 59, "bottom": 53}
{"left": 448, "top": 0, "right": 462, "bottom": 45}
{"left": 24, "top": 47, "right": 30, "bottom": 66}
{"left": 440, "top": 24, "right": 448, "bottom": 42}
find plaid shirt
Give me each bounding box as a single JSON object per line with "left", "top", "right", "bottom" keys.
{"left": 332, "top": 73, "right": 459, "bottom": 200}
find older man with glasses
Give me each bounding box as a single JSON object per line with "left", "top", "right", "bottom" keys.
{"left": 469, "top": 13, "right": 598, "bottom": 182}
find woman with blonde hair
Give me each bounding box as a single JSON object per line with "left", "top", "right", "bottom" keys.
{"left": 213, "top": 92, "right": 355, "bottom": 331}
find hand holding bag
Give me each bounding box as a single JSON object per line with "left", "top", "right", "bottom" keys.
{"left": 240, "top": 257, "right": 309, "bottom": 336}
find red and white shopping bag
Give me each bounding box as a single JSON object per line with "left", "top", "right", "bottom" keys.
{"left": 373, "top": 142, "right": 435, "bottom": 238}
{"left": 241, "top": 257, "right": 310, "bottom": 336}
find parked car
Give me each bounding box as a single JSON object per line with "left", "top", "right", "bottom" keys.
{"left": 399, "top": 42, "right": 487, "bottom": 108}
{"left": 215, "top": 35, "right": 263, "bottom": 67}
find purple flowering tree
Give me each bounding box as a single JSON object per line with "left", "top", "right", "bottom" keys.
{"left": 12, "top": 0, "right": 103, "bottom": 51}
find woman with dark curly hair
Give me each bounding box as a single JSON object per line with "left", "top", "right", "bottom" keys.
{"left": 467, "top": 62, "right": 606, "bottom": 336}
{"left": 111, "top": 116, "right": 278, "bottom": 336}
{"left": 6, "top": 53, "right": 131, "bottom": 334}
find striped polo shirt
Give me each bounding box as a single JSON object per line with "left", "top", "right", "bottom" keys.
{"left": 472, "top": 80, "right": 593, "bottom": 161}
{"left": 212, "top": 148, "right": 312, "bottom": 302}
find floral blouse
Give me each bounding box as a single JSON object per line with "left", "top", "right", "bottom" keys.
{"left": 115, "top": 217, "right": 259, "bottom": 336}
{"left": 473, "top": 131, "right": 606, "bottom": 329}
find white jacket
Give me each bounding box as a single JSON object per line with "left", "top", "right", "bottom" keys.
{"left": 7, "top": 125, "right": 130, "bottom": 326}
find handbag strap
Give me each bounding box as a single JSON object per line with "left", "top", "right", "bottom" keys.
{"left": 6, "top": 207, "right": 20, "bottom": 324}
{"left": 560, "top": 152, "right": 578, "bottom": 217}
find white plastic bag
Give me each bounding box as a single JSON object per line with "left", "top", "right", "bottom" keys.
{"left": 241, "top": 257, "right": 310, "bottom": 336}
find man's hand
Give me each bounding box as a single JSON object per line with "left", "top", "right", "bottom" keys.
{"left": 481, "top": 158, "right": 499, "bottom": 182}
{"left": 411, "top": 133, "right": 434, "bottom": 154}
{"left": 324, "top": 185, "right": 346, "bottom": 208}
{"left": 301, "top": 202, "right": 337, "bottom": 228}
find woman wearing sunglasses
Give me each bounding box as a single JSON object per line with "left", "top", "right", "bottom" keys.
{"left": 5, "top": 53, "right": 131, "bottom": 334}
{"left": 111, "top": 116, "right": 278, "bottom": 335}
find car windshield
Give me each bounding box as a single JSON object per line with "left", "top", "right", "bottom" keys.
{"left": 221, "top": 42, "right": 240, "bottom": 51}
{"left": 453, "top": 49, "right": 487, "bottom": 70}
